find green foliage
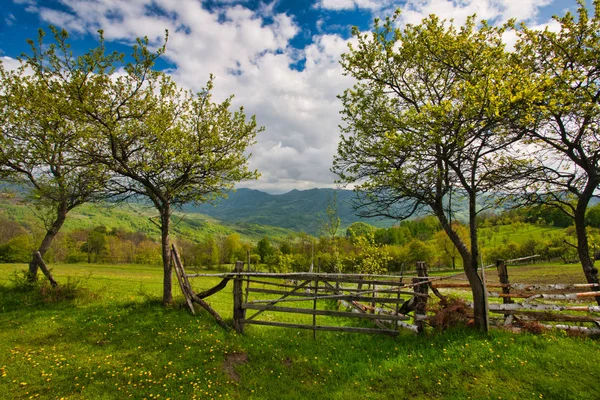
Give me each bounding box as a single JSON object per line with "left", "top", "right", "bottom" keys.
{"left": 0, "top": 234, "right": 34, "bottom": 263}
{"left": 586, "top": 204, "right": 600, "bottom": 228}
{"left": 513, "top": 1, "right": 600, "bottom": 273}
{"left": 345, "top": 221, "right": 376, "bottom": 238}
{"left": 347, "top": 233, "right": 390, "bottom": 274}
{"left": 257, "top": 237, "right": 274, "bottom": 263}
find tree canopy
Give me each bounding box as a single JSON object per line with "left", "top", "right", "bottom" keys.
{"left": 514, "top": 0, "right": 600, "bottom": 302}
{"left": 333, "top": 12, "right": 536, "bottom": 330}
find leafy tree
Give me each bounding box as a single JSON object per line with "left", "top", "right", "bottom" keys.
{"left": 405, "top": 239, "right": 434, "bottom": 266}
{"left": 81, "top": 226, "right": 107, "bottom": 263}
{"left": 587, "top": 204, "right": 600, "bottom": 229}
{"left": 333, "top": 13, "right": 531, "bottom": 330}
{"left": 256, "top": 237, "right": 274, "bottom": 263}
{"left": 27, "top": 30, "right": 261, "bottom": 304}
{"left": 0, "top": 30, "right": 111, "bottom": 282}
{"left": 514, "top": 1, "right": 600, "bottom": 300}
{"left": 320, "top": 191, "right": 342, "bottom": 272}
{"left": 345, "top": 222, "right": 376, "bottom": 238}
{"left": 349, "top": 233, "right": 390, "bottom": 274}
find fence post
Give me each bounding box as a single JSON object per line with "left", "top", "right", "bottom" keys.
{"left": 413, "top": 261, "right": 429, "bottom": 334}
{"left": 496, "top": 259, "right": 513, "bottom": 324}
{"left": 233, "top": 261, "right": 246, "bottom": 334}
{"left": 496, "top": 259, "right": 512, "bottom": 304}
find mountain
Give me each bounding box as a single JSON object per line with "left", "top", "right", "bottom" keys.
{"left": 184, "top": 188, "right": 396, "bottom": 235}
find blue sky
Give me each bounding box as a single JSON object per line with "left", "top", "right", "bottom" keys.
{"left": 0, "top": 0, "right": 584, "bottom": 193}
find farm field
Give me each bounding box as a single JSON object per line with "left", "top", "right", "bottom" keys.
{"left": 1, "top": 262, "right": 599, "bottom": 400}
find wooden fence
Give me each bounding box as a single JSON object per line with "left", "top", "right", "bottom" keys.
{"left": 172, "top": 245, "right": 599, "bottom": 336}
{"left": 431, "top": 259, "right": 600, "bottom": 335}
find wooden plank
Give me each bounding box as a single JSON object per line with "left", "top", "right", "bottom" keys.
{"left": 489, "top": 291, "right": 600, "bottom": 299}
{"left": 540, "top": 324, "right": 600, "bottom": 336}
{"left": 187, "top": 272, "right": 415, "bottom": 286}
{"left": 488, "top": 310, "right": 600, "bottom": 323}
{"left": 321, "top": 281, "right": 391, "bottom": 331}
{"left": 247, "top": 289, "right": 409, "bottom": 305}
{"left": 247, "top": 287, "right": 422, "bottom": 299}
{"left": 188, "top": 271, "right": 419, "bottom": 280}
{"left": 243, "top": 304, "right": 411, "bottom": 321}
{"left": 33, "top": 251, "right": 58, "bottom": 288}
{"left": 245, "top": 280, "right": 312, "bottom": 321}
{"left": 242, "top": 320, "right": 399, "bottom": 336}
{"left": 488, "top": 303, "right": 600, "bottom": 313}
{"left": 195, "top": 275, "right": 233, "bottom": 299}
{"left": 170, "top": 247, "right": 195, "bottom": 315}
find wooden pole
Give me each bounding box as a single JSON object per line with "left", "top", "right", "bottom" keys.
{"left": 496, "top": 260, "right": 512, "bottom": 305}
{"left": 313, "top": 278, "right": 317, "bottom": 339}
{"left": 414, "top": 262, "right": 429, "bottom": 334}
{"left": 233, "top": 261, "right": 246, "bottom": 334}
{"left": 34, "top": 252, "right": 58, "bottom": 288}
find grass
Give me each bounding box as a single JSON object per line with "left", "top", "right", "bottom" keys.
{"left": 479, "top": 224, "right": 564, "bottom": 246}
{"left": 1, "top": 262, "right": 599, "bottom": 400}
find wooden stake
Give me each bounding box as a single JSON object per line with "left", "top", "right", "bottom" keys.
{"left": 233, "top": 261, "right": 246, "bottom": 334}
{"left": 34, "top": 252, "right": 58, "bottom": 288}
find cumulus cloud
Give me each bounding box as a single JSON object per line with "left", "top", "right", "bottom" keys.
{"left": 399, "top": 0, "right": 553, "bottom": 26}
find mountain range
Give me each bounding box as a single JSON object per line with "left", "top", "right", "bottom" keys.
{"left": 184, "top": 188, "right": 396, "bottom": 235}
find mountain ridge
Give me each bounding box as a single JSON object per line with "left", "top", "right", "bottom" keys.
{"left": 184, "top": 187, "right": 396, "bottom": 235}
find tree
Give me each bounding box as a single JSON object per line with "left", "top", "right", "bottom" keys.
{"left": 256, "top": 237, "right": 273, "bottom": 263}
{"left": 319, "top": 191, "right": 342, "bottom": 272}
{"left": 20, "top": 28, "right": 261, "bottom": 305}
{"left": 0, "top": 31, "right": 111, "bottom": 282}
{"left": 345, "top": 222, "right": 376, "bottom": 238}
{"left": 514, "top": 1, "right": 600, "bottom": 302}
{"left": 333, "top": 13, "right": 531, "bottom": 330}
{"left": 81, "top": 226, "right": 108, "bottom": 263}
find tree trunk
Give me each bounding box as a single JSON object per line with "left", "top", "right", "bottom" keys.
{"left": 468, "top": 194, "right": 488, "bottom": 331}
{"left": 28, "top": 202, "right": 68, "bottom": 282}
{"left": 574, "top": 188, "right": 600, "bottom": 306}
{"left": 433, "top": 195, "right": 488, "bottom": 331}
{"left": 160, "top": 203, "right": 173, "bottom": 305}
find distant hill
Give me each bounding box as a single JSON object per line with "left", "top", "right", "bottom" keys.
{"left": 184, "top": 188, "right": 396, "bottom": 235}
{"left": 0, "top": 198, "right": 295, "bottom": 243}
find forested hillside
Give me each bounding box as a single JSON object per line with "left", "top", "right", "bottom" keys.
{"left": 185, "top": 188, "right": 396, "bottom": 234}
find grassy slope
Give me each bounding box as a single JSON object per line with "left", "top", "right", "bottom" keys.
{"left": 1, "top": 262, "right": 599, "bottom": 400}
{"left": 0, "top": 200, "right": 294, "bottom": 243}
{"left": 479, "top": 224, "right": 565, "bottom": 246}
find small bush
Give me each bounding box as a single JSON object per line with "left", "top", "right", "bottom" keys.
{"left": 9, "top": 270, "right": 90, "bottom": 303}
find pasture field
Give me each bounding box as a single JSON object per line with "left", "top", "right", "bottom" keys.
{"left": 1, "top": 262, "right": 599, "bottom": 400}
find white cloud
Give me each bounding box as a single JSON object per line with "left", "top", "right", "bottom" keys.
{"left": 0, "top": 56, "right": 22, "bottom": 71}
{"left": 316, "top": 0, "right": 392, "bottom": 10}
{"left": 399, "top": 0, "right": 553, "bottom": 27}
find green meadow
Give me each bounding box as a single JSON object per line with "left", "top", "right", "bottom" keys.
{"left": 1, "top": 262, "right": 599, "bottom": 400}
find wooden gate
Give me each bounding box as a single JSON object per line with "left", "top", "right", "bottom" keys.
{"left": 175, "top": 246, "right": 432, "bottom": 336}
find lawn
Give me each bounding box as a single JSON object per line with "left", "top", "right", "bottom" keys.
{"left": 1, "top": 262, "right": 599, "bottom": 400}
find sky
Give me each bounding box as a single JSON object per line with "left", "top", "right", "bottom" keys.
{"left": 0, "top": 0, "right": 584, "bottom": 194}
